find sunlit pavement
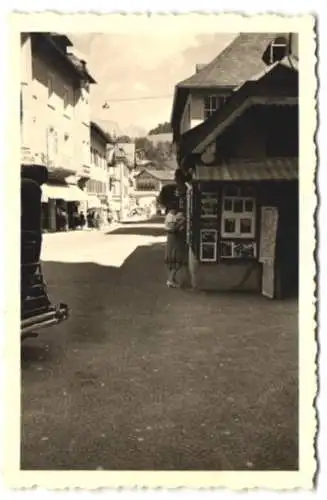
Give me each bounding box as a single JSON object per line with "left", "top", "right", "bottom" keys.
{"left": 41, "top": 221, "right": 166, "bottom": 267}
{"left": 21, "top": 219, "right": 298, "bottom": 471}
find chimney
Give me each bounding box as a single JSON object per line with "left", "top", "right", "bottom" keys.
{"left": 195, "top": 64, "right": 206, "bottom": 73}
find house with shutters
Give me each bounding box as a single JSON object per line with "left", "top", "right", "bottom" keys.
{"left": 20, "top": 32, "right": 96, "bottom": 231}
{"left": 170, "top": 33, "right": 299, "bottom": 299}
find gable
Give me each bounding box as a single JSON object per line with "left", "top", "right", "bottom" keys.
{"left": 171, "top": 33, "right": 288, "bottom": 139}
{"left": 175, "top": 54, "right": 298, "bottom": 160}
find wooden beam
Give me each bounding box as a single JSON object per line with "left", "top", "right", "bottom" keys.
{"left": 193, "top": 95, "right": 298, "bottom": 155}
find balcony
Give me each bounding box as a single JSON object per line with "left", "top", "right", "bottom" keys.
{"left": 46, "top": 152, "right": 78, "bottom": 179}
{"left": 78, "top": 162, "right": 91, "bottom": 179}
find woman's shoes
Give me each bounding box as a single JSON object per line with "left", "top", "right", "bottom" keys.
{"left": 166, "top": 280, "right": 180, "bottom": 288}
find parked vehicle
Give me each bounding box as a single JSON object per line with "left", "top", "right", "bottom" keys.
{"left": 21, "top": 164, "right": 69, "bottom": 340}
{"left": 128, "top": 207, "right": 143, "bottom": 218}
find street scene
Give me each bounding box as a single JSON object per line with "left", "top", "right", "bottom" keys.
{"left": 20, "top": 26, "right": 301, "bottom": 472}
{"left": 22, "top": 219, "right": 298, "bottom": 470}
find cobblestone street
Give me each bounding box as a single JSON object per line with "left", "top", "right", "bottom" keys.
{"left": 21, "top": 219, "right": 298, "bottom": 471}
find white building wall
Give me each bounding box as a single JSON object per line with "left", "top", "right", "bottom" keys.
{"left": 20, "top": 34, "right": 92, "bottom": 179}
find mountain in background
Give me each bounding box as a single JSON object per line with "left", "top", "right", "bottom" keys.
{"left": 92, "top": 119, "right": 147, "bottom": 139}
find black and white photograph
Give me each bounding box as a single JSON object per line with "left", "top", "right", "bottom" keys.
{"left": 3, "top": 11, "right": 317, "bottom": 490}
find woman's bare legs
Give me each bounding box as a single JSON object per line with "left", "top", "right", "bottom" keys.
{"left": 167, "top": 267, "right": 180, "bottom": 287}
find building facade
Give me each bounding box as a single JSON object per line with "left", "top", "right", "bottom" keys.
{"left": 171, "top": 33, "right": 291, "bottom": 143}
{"left": 109, "top": 143, "right": 136, "bottom": 221}
{"left": 20, "top": 32, "right": 96, "bottom": 231}
{"left": 86, "top": 121, "right": 112, "bottom": 226}
{"left": 170, "top": 33, "right": 299, "bottom": 299}
{"left": 133, "top": 168, "right": 175, "bottom": 215}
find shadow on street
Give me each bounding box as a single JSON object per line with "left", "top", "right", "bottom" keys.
{"left": 108, "top": 225, "right": 166, "bottom": 237}
{"left": 21, "top": 239, "right": 298, "bottom": 471}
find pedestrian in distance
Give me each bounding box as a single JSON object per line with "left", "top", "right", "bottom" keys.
{"left": 95, "top": 212, "right": 101, "bottom": 230}
{"left": 79, "top": 211, "right": 86, "bottom": 230}
{"left": 164, "top": 200, "right": 187, "bottom": 288}
{"left": 87, "top": 210, "right": 95, "bottom": 229}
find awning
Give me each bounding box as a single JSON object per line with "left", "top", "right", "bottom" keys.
{"left": 41, "top": 183, "right": 88, "bottom": 203}
{"left": 87, "top": 194, "right": 102, "bottom": 208}
{"left": 195, "top": 158, "right": 298, "bottom": 182}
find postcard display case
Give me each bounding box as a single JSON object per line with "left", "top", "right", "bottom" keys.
{"left": 186, "top": 183, "right": 258, "bottom": 265}
{"left": 186, "top": 183, "right": 219, "bottom": 263}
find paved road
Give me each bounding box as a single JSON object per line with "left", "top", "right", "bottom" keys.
{"left": 21, "top": 220, "right": 298, "bottom": 470}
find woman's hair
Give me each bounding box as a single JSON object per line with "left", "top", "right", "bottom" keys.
{"left": 167, "top": 199, "right": 179, "bottom": 211}
{"left": 174, "top": 168, "right": 184, "bottom": 183}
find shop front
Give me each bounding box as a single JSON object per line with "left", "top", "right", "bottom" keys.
{"left": 176, "top": 57, "right": 299, "bottom": 299}
{"left": 41, "top": 181, "right": 89, "bottom": 231}
{"left": 186, "top": 160, "right": 298, "bottom": 298}
{"left": 86, "top": 193, "right": 109, "bottom": 228}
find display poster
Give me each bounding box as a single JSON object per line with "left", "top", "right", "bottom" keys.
{"left": 259, "top": 206, "right": 278, "bottom": 299}
{"left": 199, "top": 229, "right": 218, "bottom": 262}
{"left": 259, "top": 206, "right": 279, "bottom": 263}
{"left": 200, "top": 192, "right": 219, "bottom": 219}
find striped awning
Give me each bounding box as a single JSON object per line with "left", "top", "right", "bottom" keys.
{"left": 195, "top": 158, "right": 298, "bottom": 182}
{"left": 41, "top": 183, "right": 88, "bottom": 203}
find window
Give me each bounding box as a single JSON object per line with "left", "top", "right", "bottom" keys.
{"left": 269, "top": 41, "right": 287, "bottom": 64}
{"left": 63, "top": 86, "right": 70, "bottom": 108}
{"left": 199, "top": 229, "right": 217, "bottom": 262}
{"left": 221, "top": 195, "right": 256, "bottom": 238}
{"left": 47, "top": 128, "right": 58, "bottom": 160}
{"left": 48, "top": 74, "right": 54, "bottom": 99}
{"left": 94, "top": 150, "right": 100, "bottom": 167}
{"left": 204, "top": 95, "right": 226, "bottom": 119}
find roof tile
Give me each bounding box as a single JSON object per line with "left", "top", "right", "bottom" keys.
{"left": 178, "top": 33, "right": 286, "bottom": 88}
{"left": 195, "top": 158, "right": 298, "bottom": 181}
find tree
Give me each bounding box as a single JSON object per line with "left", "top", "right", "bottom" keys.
{"left": 135, "top": 137, "right": 156, "bottom": 159}
{"left": 135, "top": 136, "right": 173, "bottom": 167}
{"left": 148, "top": 121, "right": 172, "bottom": 135}
{"left": 116, "top": 135, "right": 132, "bottom": 143}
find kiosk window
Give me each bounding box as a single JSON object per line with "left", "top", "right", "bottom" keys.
{"left": 221, "top": 195, "right": 256, "bottom": 238}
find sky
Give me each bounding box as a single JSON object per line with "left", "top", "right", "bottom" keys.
{"left": 69, "top": 31, "right": 237, "bottom": 137}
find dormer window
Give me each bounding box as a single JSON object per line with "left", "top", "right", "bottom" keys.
{"left": 270, "top": 36, "right": 288, "bottom": 64}
{"left": 262, "top": 36, "right": 289, "bottom": 66}
{"left": 270, "top": 41, "right": 287, "bottom": 64}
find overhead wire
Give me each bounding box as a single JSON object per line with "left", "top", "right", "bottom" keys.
{"left": 102, "top": 94, "right": 173, "bottom": 105}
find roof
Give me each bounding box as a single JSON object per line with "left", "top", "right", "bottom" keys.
{"left": 48, "top": 33, "right": 73, "bottom": 47}
{"left": 171, "top": 32, "right": 289, "bottom": 138}
{"left": 90, "top": 121, "right": 111, "bottom": 143}
{"left": 32, "top": 33, "right": 96, "bottom": 84}
{"left": 178, "top": 33, "right": 280, "bottom": 88}
{"left": 195, "top": 158, "right": 298, "bottom": 181}
{"left": 178, "top": 56, "right": 298, "bottom": 157}
{"left": 135, "top": 168, "right": 175, "bottom": 181}
{"left": 66, "top": 52, "right": 96, "bottom": 83}
{"left": 162, "top": 157, "right": 179, "bottom": 171}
